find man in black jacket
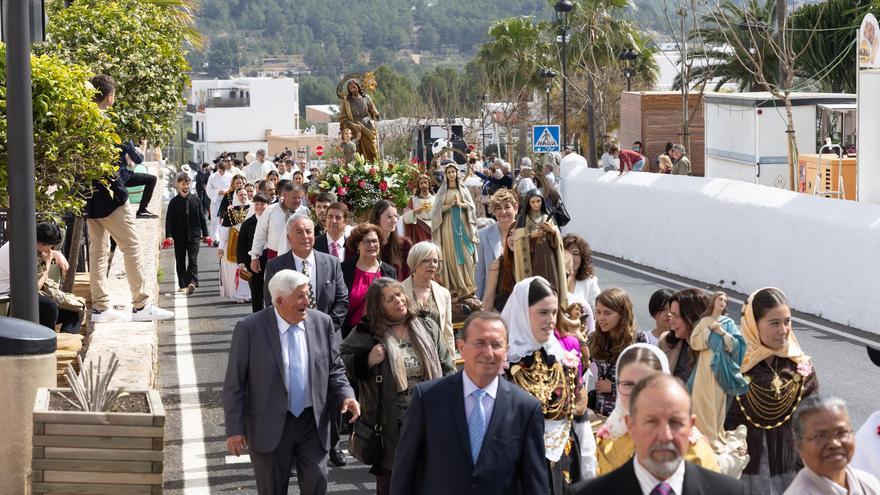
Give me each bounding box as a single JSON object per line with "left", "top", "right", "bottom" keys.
{"left": 236, "top": 193, "right": 270, "bottom": 312}
{"left": 163, "top": 173, "right": 211, "bottom": 294}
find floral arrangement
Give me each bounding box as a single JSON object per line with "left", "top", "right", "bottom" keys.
{"left": 310, "top": 153, "right": 418, "bottom": 218}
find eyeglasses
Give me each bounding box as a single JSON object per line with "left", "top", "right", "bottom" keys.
{"left": 421, "top": 258, "right": 442, "bottom": 266}
{"left": 466, "top": 340, "right": 506, "bottom": 351}
{"left": 805, "top": 429, "right": 854, "bottom": 445}
{"left": 361, "top": 238, "right": 380, "bottom": 246}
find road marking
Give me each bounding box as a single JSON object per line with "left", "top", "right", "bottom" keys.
{"left": 594, "top": 254, "right": 880, "bottom": 347}
{"left": 174, "top": 290, "right": 211, "bottom": 494}
{"left": 225, "top": 454, "right": 251, "bottom": 464}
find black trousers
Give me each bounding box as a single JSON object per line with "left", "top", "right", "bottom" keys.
{"left": 38, "top": 294, "right": 83, "bottom": 334}
{"left": 248, "top": 269, "right": 265, "bottom": 313}
{"left": 173, "top": 239, "right": 200, "bottom": 288}
{"left": 250, "top": 409, "right": 328, "bottom": 495}
{"left": 124, "top": 172, "right": 157, "bottom": 213}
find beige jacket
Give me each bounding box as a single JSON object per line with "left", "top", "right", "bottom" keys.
{"left": 402, "top": 277, "right": 454, "bottom": 354}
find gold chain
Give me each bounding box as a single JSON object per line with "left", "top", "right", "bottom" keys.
{"left": 510, "top": 351, "right": 576, "bottom": 421}
{"left": 737, "top": 368, "right": 805, "bottom": 430}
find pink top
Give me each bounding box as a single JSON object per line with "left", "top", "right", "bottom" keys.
{"left": 346, "top": 267, "right": 382, "bottom": 327}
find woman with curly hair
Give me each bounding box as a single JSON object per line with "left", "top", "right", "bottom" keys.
{"left": 342, "top": 223, "right": 398, "bottom": 336}
{"left": 563, "top": 234, "right": 601, "bottom": 314}
{"left": 589, "top": 288, "right": 647, "bottom": 416}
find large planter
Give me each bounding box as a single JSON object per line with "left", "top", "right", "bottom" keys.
{"left": 31, "top": 388, "right": 165, "bottom": 495}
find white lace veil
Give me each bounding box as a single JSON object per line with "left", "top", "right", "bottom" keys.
{"left": 602, "top": 343, "right": 671, "bottom": 438}
{"left": 501, "top": 276, "right": 567, "bottom": 364}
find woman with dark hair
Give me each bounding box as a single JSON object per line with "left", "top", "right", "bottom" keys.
{"left": 341, "top": 277, "right": 454, "bottom": 495}
{"left": 342, "top": 223, "right": 397, "bottom": 335}
{"left": 589, "top": 288, "right": 647, "bottom": 416}
{"left": 502, "top": 277, "right": 590, "bottom": 493}
{"left": 370, "top": 200, "right": 412, "bottom": 281}
{"left": 402, "top": 174, "right": 434, "bottom": 243}
{"left": 217, "top": 176, "right": 251, "bottom": 303}
{"left": 481, "top": 223, "right": 517, "bottom": 312}
{"left": 660, "top": 287, "right": 710, "bottom": 383}
{"left": 431, "top": 162, "right": 478, "bottom": 298}
{"left": 563, "top": 234, "right": 600, "bottom": 313}
{"left": 513, "top": 190, "right": 567, "bottom": 303}
{"left": 646, "top": 288, "right": 674, "bottom": 345}
{"left": 533, "top": 172, "right": 562, "bottom": 212}
{"left": 725, "top": 287, "right": 819, "bottom": 494}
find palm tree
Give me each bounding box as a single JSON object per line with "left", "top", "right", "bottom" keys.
{"left": 143, "top": 0, "right": 204, "bottom": 50}
{"left": 478, "top": 16, "right": 552, "bottom": 163}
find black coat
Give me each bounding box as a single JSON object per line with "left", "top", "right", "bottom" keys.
{"left": 236, "top": 214, "right": 259, "bottom": 266}
{"left": 165, "top": 193, "right": 208, "bottom": 242}
{"left": 571, "top": 458, "right": 745, "bottom": 495}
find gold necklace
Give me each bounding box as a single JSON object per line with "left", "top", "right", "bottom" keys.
{"left": 510, "top": 351, "right": 575, "bottom": 421}
{"left": 737, "top": 361, "right": 805, "bottom": 430}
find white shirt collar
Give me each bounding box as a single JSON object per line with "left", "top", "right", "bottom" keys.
{"left": 274, "top": 308, "right": 301, "bottom": 334}
{"left": 327, "top": 230, "right": 346, "bottom": 244}
{"left": 293, "top": 250, "right": 316, "bottom": 268}
{"left": 633, "top": 454, "right": 686, "bottom": 495}
{"left": 462, "top": 370, "right": 498, "bottom": 400}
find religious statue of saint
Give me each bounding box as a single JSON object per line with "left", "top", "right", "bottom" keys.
{"left": 338, "top": 78, "right": 380, "bottom": 163}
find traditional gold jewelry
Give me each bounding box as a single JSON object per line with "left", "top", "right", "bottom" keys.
{"left": 737, "top": 363, "right": 805, "bottom": 430}
{"left": 510, "top": 351, "right": 576, "bottom": 421}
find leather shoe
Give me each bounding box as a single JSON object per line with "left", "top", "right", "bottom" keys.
{"left": 329, "top": 447, "right": 347, "bottom": 467}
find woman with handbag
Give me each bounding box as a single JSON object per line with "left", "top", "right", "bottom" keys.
{"left": 340, "top": 277, "right": 455, "bottom": 495}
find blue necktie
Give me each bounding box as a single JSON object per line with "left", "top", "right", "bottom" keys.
{"left": 287, "top": 325, "right": 305, "bottom": 416}
{"left": 468, "top": 389, "right": 487, "bottom": 463}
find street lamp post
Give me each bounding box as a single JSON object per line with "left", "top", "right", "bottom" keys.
{"left": 480, "top": 94, "right": 487, "bottom": 156}
{"left": 2, "top": 0, "right": 47, "bottom": 323}
{"left": 618, "top": 48, "right": 638, "bottom": 92}
{"left": 554, "top": 0, "right": 574, "bottom": 150}
{"left": 539, "top": 69, "right": 556, "bottom": 125}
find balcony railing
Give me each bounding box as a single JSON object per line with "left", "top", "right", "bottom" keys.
{"left": 186, "top": 131, "right": 202, "bottom": 142}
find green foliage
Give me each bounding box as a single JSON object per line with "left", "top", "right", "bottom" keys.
{"left": 43, "top": 0, "right": 190, "bottom": 144}
{"left": 371, "top": 65, "right": 419, "bottom": 119}
{"left": 310, "top": 156, "right": 418, "bottom": 217}
{"left": 207, "top": 37, "right": 241, "bottom": 77}
{"left": 0, "top": 45, "right": 117, "bottom": 217}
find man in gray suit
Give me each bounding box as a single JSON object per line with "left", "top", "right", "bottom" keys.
{"left": 223, "top": 269, "right": 359, "bottom": 495}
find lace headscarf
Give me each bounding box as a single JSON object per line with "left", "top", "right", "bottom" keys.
{"left": 502, "top": 276, "right": 567, "bottom": 364}
{"left": 600, "top": 343, "right": 671, "bottom": 439}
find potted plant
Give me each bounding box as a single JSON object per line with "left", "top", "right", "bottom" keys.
{"left": 31, "top": 354, "right": 165, "bottom": 495}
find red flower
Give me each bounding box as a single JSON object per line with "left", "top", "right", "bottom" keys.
{"left": 379, "top": 180, "right": 388, "bottom": 192}
{"left": 337, "top": 186, "right": 349, "bottom": 196}
{"left": 410, "top": 157, "right": 420, "bottom": 164}
{"left": 468, "top": 144, "right": 475, "bottom": 151}
{"left": 342, "top": 175, "right": 351, "bottom": 184}
{"left": 369, "top": 167, "right": 377, "bottom": 176}
{"left": 358, "top": 179, "right": 367, "bottom": 189}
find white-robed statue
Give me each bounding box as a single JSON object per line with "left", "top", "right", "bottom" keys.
{"left": 431, "top": 161, "right": 478, "bottom": 299}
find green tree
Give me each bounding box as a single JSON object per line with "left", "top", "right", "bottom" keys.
{"left": 372, "top": 65, "right": 420, "bottom": 119}
{"left": 43, "top": 0, "right": 190, "bottom": 144}
{"left": 0, "top": 47, "right": 118, "bottom": 217}
{"left": 208, "top": 37, "right": 241, "bottom": 77}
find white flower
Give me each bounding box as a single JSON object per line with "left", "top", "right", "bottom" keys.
{"left": 332, "top": 173, "right": 341, "bottom": 185}
{"left": 383, "top": 176, "right": 397, "bottom": 189}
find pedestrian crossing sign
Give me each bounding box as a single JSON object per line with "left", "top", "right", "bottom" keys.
{"left": 533, "top": 125, "right": 561, "bottom": 153}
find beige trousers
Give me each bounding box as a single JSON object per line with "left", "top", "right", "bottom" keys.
{"left": 87, "top": 205, "right": 150, "bottom": 311}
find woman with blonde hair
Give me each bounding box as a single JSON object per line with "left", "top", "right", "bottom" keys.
{"left": 588, "top": 288, "right": 647, "bottom": 416}
{"left": 401, "top": 241, "right": 453, "bottom": 353}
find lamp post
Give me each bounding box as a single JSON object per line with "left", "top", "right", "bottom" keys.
{"left": 554, "top": 0, "right": 574, "bottom": 149}
{"left": 539, "top": 69, "right": 556, "bottom": 125}
{"left": 618, "top": 48, "right": 638, "bottom": 91}
{"left": 2, "top": 0, "right": 47, "bottom": 323}
{"left": 480, "top": 94, "right": 487, "bottom": 156}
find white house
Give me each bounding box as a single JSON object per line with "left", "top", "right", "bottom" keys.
{"left": 186, "top": 77, "right": 299, "bottom": 164}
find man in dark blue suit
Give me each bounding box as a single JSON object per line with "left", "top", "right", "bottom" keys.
{"left": 391, "top": 312, "right": 548, "bottom": 495}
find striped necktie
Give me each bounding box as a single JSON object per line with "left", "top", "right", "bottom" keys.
{"left": 301, "top": 260, "right": 316, "bottom": 309}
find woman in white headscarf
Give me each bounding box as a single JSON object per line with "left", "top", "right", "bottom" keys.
{"left": 594, "top": 343, "right": 721, "bottom": 475}
{"left": 501, "top": 276, "right": 592, "bottom": 493}
{"left": 216, "top": 186, "right": 251, "bottom": 303}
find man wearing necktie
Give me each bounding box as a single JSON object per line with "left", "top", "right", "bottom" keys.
{"left": 223, "top": 269, "right": 359, "bottom": 494}
{"left": 314, "top": 202, "right": 350, "bottom": 263}
{"left": 571, "top": 374, "right": 744, "bottom": 495}
{"left": 391, "top": 312, "right": 548, "bottom": 495}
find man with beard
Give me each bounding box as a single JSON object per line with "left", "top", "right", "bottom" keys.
{"left": 573, "top": 374, "right": 744, "bottom": 494}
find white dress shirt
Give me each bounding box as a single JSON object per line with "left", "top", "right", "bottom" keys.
{"left": 463, "top": 372, "right": 498, "bottom": 424}
{"left": 293, "top": 251, "right": 317, "bottom": 291}
{"left": 243, "top": 160, "right": 276, "bottom": 184}
{"left": 633, "top": 454, "right": 685, "bottom": 495}
{"left": 249, "top": 203, "right": 306, "bottom": 259}
{"left": 326, "top": 232, "right": 346, "bottom": 262}
{"left": 275, "top": 309, "right": 312, "bottom": 410}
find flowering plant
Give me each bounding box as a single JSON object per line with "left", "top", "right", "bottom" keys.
{"left": 310, "top": 153, "right": 418, "bottom": 218}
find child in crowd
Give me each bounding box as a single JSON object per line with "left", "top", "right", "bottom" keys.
{"left": 163, "top": 172, "right": 212, "bottom": 294}
{"left": 610, "top": 144, "right": 646, "bottom": 174}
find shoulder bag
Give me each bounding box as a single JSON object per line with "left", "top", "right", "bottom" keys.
{"left": 550, "top": 200, "right": 571, "bottom": 227}
{"left": 349, "top": 372, "right": 385, "bottom": 466}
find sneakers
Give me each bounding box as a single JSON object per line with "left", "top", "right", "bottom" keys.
{"left": 177, "top": 287, "right": 187, "bottom": 294}
{"left": 136, "top": 209, "right": 159, "bottom": 219}
{"left": 91, "top": 308, "right": 131, "bottom": 323}
{"left": 186, "top": 283, "right": 196, "bottom": 295}
{"left": 132, "top": 303, "right": 175, "bottom": 322}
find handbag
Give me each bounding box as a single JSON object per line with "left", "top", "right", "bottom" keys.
{"left": 550, "top": 200, "right": 571, "bottom": 227}
{"left": 349, "top": 373, "right": 385, "bottom": 466}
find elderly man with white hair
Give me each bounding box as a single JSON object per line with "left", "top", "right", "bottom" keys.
{"left": 785, "top": 395, "right": 880, "bottom": 495}
{"left": 223, "top": 268, "right": 359, "bottom": 495}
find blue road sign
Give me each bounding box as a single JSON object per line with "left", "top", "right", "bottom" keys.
{"left": 533, "top": 125, "right": 560, "bottom": 153}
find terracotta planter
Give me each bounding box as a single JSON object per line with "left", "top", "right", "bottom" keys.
{"left": 31, "top": 388, "right": 165, "bottom": 495}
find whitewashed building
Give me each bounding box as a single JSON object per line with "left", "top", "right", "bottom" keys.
{"left": 186, "top": 77, "right": 299, "bottom": 163}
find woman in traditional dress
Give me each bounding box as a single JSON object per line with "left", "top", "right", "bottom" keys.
{"left": 402, "top": 174, "right": 434, "bottom": 243}
{"left": 370, "top": 200, "right": 412, "bottom": 281}
{"left": 338, "top": 79, "right": 380, "bottom": 162}
{"left": 513, "top": 190, "right": 567, "bottom": 304}
{"left": 589, "top": 288, "right": 648, "bottom": 417}
{"left": 689, "top": 291, "right": 749, "bottom": 445}
{"left": 502, "top": 277, "right": 591, "bottom": 493}
{"left": 481, "top": 223, "right": 517, "bottom": 313}
{"left": 595, "top": 343, "right": 720, "bottom": 475}
{"left": 725, "top": 287, "right": 819, "bottom": 494}
{"left": 216, "top": 184, "right": 251, "bottom": 303}
{"left": 431, "top": 162, "right": 478, "bottom": 299}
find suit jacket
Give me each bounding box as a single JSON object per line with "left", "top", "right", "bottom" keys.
{"left": 222, "top": 308, "right": 355, "bottom": 453}
{"left": 390, "top": 372, "right": 548, "bottom": 495}
{"left": 262, "top": 250, "right": 349, "bottom": 329}
{"left": 571, "top": 458, "right": 745, "bottom": 495}
{"left": 401, "top": 277, "right": 454, "bottom": 353}
{"left": 474, "top": 223, "right": 503, "bottom": 300}
{"left": 165, "top": 193, "right": 208, "bottom": 242}
{"left": 236, "top": 214, "right": 259, "bottom": 267}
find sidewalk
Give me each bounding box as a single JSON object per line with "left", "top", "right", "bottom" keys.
{"left": 84, "top": 162, "right": 169, "bottom": 391}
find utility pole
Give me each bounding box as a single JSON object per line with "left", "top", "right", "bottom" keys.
{"left": 678, "top": 7, "right": 691, "bottom": 152}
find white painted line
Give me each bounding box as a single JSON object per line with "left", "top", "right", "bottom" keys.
{"left": 594, "top": 254, "right": 880, "bottom": 347}
{"left": 174, "top": 290, "right": 211, "bottom": 494}
{"left": 225, "top": 454, "right": 251, "bottom": 464}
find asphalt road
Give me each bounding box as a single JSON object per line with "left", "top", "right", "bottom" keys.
{"left": 157, "top": 244, "right": 880, "bottom": 493}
